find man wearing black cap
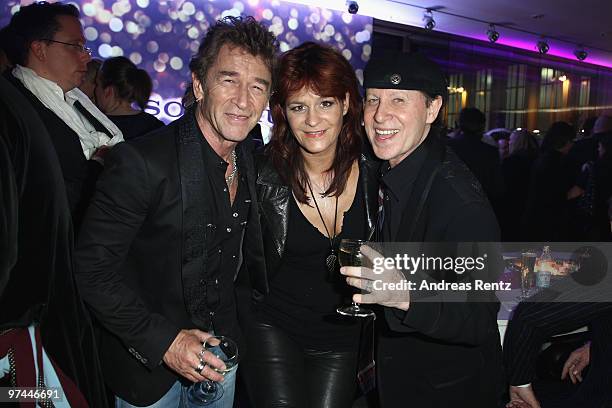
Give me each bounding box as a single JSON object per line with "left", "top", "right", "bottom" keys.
{"left": 342, "top": 52, "right": 503, "bottom": 407}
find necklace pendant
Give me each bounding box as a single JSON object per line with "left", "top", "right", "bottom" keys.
{"left": 326, "top": 250, "right": 337, "bottom": 273}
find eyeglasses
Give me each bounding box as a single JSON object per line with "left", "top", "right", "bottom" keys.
{"left": 40, "top": 39, "right": 92, "bottom": 56}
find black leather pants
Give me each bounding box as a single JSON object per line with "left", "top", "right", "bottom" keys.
{"left": 241, "top": 321, "right": 358, "bottom": 408}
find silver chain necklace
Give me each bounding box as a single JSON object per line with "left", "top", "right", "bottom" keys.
{"left": 225, "top": 149, "right": 238, "bottom": 188}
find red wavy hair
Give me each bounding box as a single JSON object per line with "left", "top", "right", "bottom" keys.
{"left": 267, "top": 42, "right": 364, "bottom": 203}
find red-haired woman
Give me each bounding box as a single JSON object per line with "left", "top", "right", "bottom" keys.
{"left": 239, "top": 42, "right": 378, "bottom": 407}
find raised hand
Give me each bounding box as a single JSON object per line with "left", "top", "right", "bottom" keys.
{"left": 340, "top": 244, "right": 411, "bottom": 311}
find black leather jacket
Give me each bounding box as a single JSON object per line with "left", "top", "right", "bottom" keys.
{"left": 255, "top": 153, "right": 380, "bottom": 286}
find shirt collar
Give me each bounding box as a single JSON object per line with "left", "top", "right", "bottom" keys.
{"left": 15, "top": 65, "right": 65, "bottom": 100}
{"left": 64, "top": 90, "right": 80, "bottom": 107}
{"left": 380, "top": 137, "right": 429, "bottom": 201}
{"left": 195, "top": 119, "right": 247, "bottom": 171}
{"left": 200, "top": 132, "right": 229, "bottom": 170}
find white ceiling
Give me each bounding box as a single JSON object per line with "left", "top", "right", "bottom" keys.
{"left": 295, "top": 0, "right": 612, "bottom": 68}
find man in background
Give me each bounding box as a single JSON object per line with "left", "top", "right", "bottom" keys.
{"left": 448, "top": 107, "right": 505, "bottom": 218}
{"left": 4, "top": 2, "right": 123, "bottom": 229}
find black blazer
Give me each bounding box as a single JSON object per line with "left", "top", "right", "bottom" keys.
{"left": 376, "top": 131, "right": 504, "bottom": 408}
{"left": 5, "top": 73, "right": 103, "bottom": 229}
{"left": 74, "top": 109, "right": 267, "bottom": 405}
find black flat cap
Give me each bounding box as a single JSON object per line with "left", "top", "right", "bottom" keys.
{"left": 363, "top": 51, "right": 447, "bottom": 97}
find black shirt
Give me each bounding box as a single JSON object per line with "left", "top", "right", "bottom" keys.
{"left": 260, "top": 179, "right": 367, "bottom": 350}
{"left": 199, "top": 134, "right": 250, "bottom": 332}
{"left": 108, "top": 112, "right": 164, "bottom": 140}
{"left": 379, "top": 140, "right": 427, "bottom": 241}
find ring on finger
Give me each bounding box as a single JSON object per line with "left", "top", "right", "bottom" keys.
{"left": 364, "top": 280, "right": 373, "bottom": 292}
{"left": 195, "top": 360, "right": 205, "bottom": 374}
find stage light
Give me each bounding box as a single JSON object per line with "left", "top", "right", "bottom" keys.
{"left": 537, "top": 39, "right": 549, "bottom": 54}
{"left": 487, "top": 24, "right": 499, "bottom": 43}
{"left": 423, "top": 10, "right": 435, "bottom": 30}
{"left": 347, "top": 1, "right": 359, "bottom": 14}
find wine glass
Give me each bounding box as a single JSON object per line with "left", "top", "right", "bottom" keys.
{"left": 518, "top": 250, "right": 537, "bottom": 299}
{"left": 336, "top": 239, "right": 376, "bottom": 318}
{"left": 186, "top": 336, "right": 239, "bottom": 405}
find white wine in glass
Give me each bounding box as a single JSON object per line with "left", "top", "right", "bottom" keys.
{"left": 336, "top": 239, "right": 376, "bottom": 318}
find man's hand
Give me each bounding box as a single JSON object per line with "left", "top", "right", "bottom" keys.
{"left": 506, "top": 385, "right": 541, "bottom": 408}
{"left": 561, "top": 341, "right": 591, "bottom": 384}
{"left": 340, "top": 245, "right": 410, "bottom": 311}
{"left": 162, "top": 329, "right": 225, "bottom": 383}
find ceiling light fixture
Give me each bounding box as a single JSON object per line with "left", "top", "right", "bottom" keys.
{"left": 423, "top": 9, "right": 436, "bottom": 30}
{"left": 346, "top": 1, "right": 359, "bottom": 15}
{"left": 487, "top": 24, "right": 499, "bottom": 43}
{"left": 574, "top": 47, "right": 588, "bottom": 61}
{"left": 537, "top": 39, "right": 549, "bottom": 54}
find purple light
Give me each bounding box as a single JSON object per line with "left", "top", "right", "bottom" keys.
{"left": 461, "top": 34, "right": 612, "bottom": 69}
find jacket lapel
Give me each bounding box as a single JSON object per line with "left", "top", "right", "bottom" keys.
{"left": 176, "top": 108, "right": 209, "bottom": 328}
{"left": 255, "top": 158, "right": 290, "bottom": 284}
{"left": 239, "top": 141, "right": 269, "bottom": 296}
{"left": 360, "top": 154, "right": 381, "bottom": 240}
{"left": 256, "top": 160, "right": 290, "bottom": 259}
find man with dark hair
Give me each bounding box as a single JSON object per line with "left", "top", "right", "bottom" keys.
{"left": 5, "top": 1, "right": 123, "bottom": 229}
{"left": 342, "top": 52, "right": 503, "bottom": 407}
{"left": 74, "top": 16, "right": 277, "bottom": 408}
{"left": 448, "top": 107, "right": 505, "bottom": 219}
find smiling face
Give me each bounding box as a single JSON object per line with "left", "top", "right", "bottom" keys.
{"left": 285, "top": 87, "right": 349, "bottom": 158}
{"left": 192, "top": 44, "right": 272, "bottom": 145}
{"left": 363, "top": 88, "right": 442, "bottom": 167}
{"left": 29, "top": 15, "right": 90, "bottom": 93}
